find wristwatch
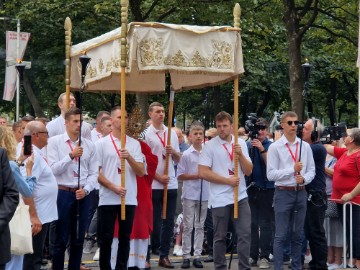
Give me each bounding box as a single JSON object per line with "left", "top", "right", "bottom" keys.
{"left": 15, "top": 159, "right": 24, "bottom": 166}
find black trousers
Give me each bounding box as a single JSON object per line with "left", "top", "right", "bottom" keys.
{"left": 23, "top": 222, "right": 50, "bottom": 270}
{"left": 97, "top": 205, "right": 135, "bottom": 270}
{"left": 304, "top": 191, "right": 328, "bottom": 269}
{"left": 151, "top": 189, "right": 177, "bottom": 258}
{"left": 248, "top": 187, "right": 275, "bottom": 261}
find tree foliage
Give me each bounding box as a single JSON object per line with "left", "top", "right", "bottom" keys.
{"left": 0, "top": 0, "right": 359, "bottom": 128}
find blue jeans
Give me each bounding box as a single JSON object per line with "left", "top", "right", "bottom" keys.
{"left": 273, "top": 188, "right": 307, "bottom": 270}
{"left": 52, "top": 190, "right": 90, "bottom": 270}
{"left": 151, "top": 189, "right": 177, "bottom": 258}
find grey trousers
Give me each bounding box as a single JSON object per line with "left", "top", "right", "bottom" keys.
{"left": 212, "top": 198, "right": 251, "bottom": 270}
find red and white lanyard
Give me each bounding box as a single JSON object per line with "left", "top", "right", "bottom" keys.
{"left": 222, "top": 143, "right": 234, "bottom": 161}
{"left": 155, "top": 130, "right": 166, "bottom": 148}
{"left": 285, "top": 142, "right": 299, "bottom": 175}
{"left": 110, "top": 133, "right": 126, "bottom": 159}
{"left": 67, "top": 140, "right": 79, "bottom": 162}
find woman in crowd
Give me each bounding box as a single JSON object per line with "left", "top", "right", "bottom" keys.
{"left": 0, "top": 126, "right": 37, "bottom": 269}
{"left": 324, "top": 140, "right": 343, "bottom": 269}
{"left": 324, "top": 128, "right": 360, "bottom": 268}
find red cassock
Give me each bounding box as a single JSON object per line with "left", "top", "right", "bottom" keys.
{"left": 114, "top": 140, "right": 158, "bottom": 238}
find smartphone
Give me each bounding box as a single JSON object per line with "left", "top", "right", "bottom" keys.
{"left": 23, "top": 135, "right": 32, "bottom": 156}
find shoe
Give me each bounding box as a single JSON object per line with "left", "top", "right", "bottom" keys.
{"left": 259, "top": 258, "right": 270, "bottom": 269}
{"left": 328, "top": 264, "right": 341, "bottom": 270}
{"left": 145, "top": 261, "right": 151, "bottom": 270}
{"left": 93, "top": 248, "right": 100, "bottom": 261}
{"left": 158, "top": 257, "right": 174, "bottom": 269}
{"left": 176, "top": 248, "right": 183, "bottom": 257}
{"left": 173, "top": 245, "right": 181, "bottom": 256}
{"left": 193, "top": 258, "right": 203, "bottom": 268}
{"left": 269, "top": 254, "right": 274, "bottom": 262}
{"left": 181, "top": 259, "right": 190, "bottom": 269}
{"left": 249, "top": 258, "right": 258, "bottom": 267}
{"left": 204, "top": 255, "right": 213, "bottom": 263}
{"left": 83, "top": 240, "right": 94, "bottom": 254}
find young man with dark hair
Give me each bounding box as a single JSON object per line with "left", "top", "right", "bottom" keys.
{"left": 199, "top": 111, "right": 253, "bottom": 270}
{"left": 144, "top": 102, "right": 181, "bottom": 268}
{"left": 267, "top": 111, "right": 315, "bottom": 270}
{"left": 47, "top": 107, "right": 98, "bottom": 270}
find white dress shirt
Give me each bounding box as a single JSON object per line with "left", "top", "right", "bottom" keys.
{"left": 199, "top": 135, "right": 251, "bottom": 208}
{"left": 144, "top": 124, "right": 180, "bottom": 190}
{"left": 47, "top": 115, "right": 92, "bottom": 140}
{"left": 21, "top": 145, "right": 58, "bottom": 224}
{"left": 47, "top": 132, "right": 98, "bottom": 192}
{"left": 91, "top": 128, "right": 102, "bottom": 143}
{"left": 177, "top": 145, "right": 209, "bottom": 201}
{"left": 266, "top": 135, "right": 315, "bottom": 186}
{"left": 96, "top": 134, "right": 143, "bottom": 206}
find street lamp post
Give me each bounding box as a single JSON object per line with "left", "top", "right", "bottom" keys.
{"left": 1, "top": 17, "right": 21, "bottom": 121}
{"left": 302, "top": 59, "right": 313, "bottom": 120}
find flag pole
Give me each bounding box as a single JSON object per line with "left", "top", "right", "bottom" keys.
{"left": 16, "top": 19, "right": 20, "bottom": 120}
{"left": 163, "top": 89, "right": 174, "bottom": 219}
{"left": 120, "top": 0, "right": 129, "bottom": 221}
{"left": 233, "top": 3, "right": 241, "bottom": 219}
{"left": 64, "top": 17, "right": 72, "bottom": 110}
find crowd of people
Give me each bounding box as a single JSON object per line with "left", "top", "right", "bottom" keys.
{"left": 0, "top": 97, "right": 360, "bottom": 270}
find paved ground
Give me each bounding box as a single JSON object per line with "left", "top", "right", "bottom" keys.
{"left": 42, "top": 250, "right": 279, "bottom": 269}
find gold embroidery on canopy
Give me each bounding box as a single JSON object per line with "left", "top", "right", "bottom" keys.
{"left": 98, "top": 59, "right": 104, "bottom": 73}
{"left": 210, "top": 40, "right": 233, "bottom": 69}
{"left": 139, "top": 38, "right": 164, "bottom": 66}
{"left": 191, "top": 51, "right": 206, "bottom": 67}
{"left": 164, "top": 50, "right": 186, "bottom": 67}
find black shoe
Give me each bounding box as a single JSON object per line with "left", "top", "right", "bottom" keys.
{"left": 204, "top": 255, "right": 213, "bottom": 263}
{"left": 193, "top": 258, "right": 203, "bottom": 268}
{"left": 181, "top": 259, "right": 190, "bottom": 269}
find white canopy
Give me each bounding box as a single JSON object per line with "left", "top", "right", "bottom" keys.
{"left": 70, "top": 22, "right": 244, "bottom": 93}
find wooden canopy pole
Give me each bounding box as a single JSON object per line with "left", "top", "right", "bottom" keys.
{"left": 233, "top": 3, "right": 241, "bottom": 219}
{"left": 162, "top": 90, "right": 175, "bottom": 219}
{"left": 64, "top": 17, "right": 72, "bottom": 109}
{"left": 120, "top": 0, "right": 128, "bottom": 221}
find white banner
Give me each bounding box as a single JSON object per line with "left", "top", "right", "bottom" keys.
{"left": 3, "top": 31, "right": 31, "bottom": 101}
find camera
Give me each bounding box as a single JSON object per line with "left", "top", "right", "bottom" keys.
{"left": 320, "top": 122, "right": 347, "bottom": 144}
{"left": 245, "top": 113, "right": 266, "bottom": 140}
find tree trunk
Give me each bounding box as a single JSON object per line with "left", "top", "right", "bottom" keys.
{"left": 24, "top": 74, "right": 45, "bottom": 118}
{"left": 283, "top": 0, "right": 304, "bottom": 121}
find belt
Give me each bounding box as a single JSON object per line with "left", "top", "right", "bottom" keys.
{"left": 276, "top": 185, "right": 305, "bottom": 191}
{"left": 58, "top": 185, "right": 79, "bottom": 193}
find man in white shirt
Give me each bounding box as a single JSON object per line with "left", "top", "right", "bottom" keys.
{"left": 96, "top": 106, "right": 145, "bottom": 270}
{"left": 47, "top": 108, "right": 98, "bottom": 270}
{"left": 47, "top": 92, "right": 92, "bottom": 140}
{"left": 144, "top": 102, "right": 181, "bottom": 269}
{"left": 91, "top": 111, "right": 110, "bottom": 143}
{"left": 22, "top": 121, "right": 58, "bottom": 270}
{"left": 199, "top": 111, "right": 253, "bottom": 270}
{"left": 267, "top": 111, "right": 315, "bottom": 270}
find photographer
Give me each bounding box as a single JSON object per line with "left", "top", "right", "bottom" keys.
{"left": 302, "top": 119, "right": 328, "bottom": 269}
{"left": 246, "top": 117, "right": 273, "bottom": 269}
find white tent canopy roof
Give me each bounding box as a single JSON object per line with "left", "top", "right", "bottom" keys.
{"left": 70, "top": 22, "right": 244, "bottom": 93}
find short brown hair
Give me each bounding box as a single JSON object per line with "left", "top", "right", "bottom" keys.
{"left": 215, "top": 111, "right": 233, "bottom": 124}
{"left": 281, "top": 111, "right": 298, "bottom": 123}
{"left": 65, "top": 107, "right": 81, "bottom": 120}
{"left": 148, "top": 102, "right": 164, "bottom": 112}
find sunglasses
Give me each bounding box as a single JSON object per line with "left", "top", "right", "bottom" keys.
{"left": 286, "top": 121, "right": 299, "bottom": 126}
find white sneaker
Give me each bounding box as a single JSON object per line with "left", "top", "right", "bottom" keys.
{"left": 175, "top": 248, "right": 183, "bottom": 257}
{"left": 259, "top": 258, "right": 270, "bottom": 269}
{"left": 173, "top": 245, "right": 181, "bottom": 256}
{"left": 93, "top": 248, "right": 100, "bottom": 261}
{"left": 328, "top": 264, "right": 341, "bottom": 270}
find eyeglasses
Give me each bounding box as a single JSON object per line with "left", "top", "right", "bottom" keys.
{"left": 286, "top": 121, "right": 299, "bottom": 126}
{"left": 37, "top": 131, "right": 49, "bottom": 136}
